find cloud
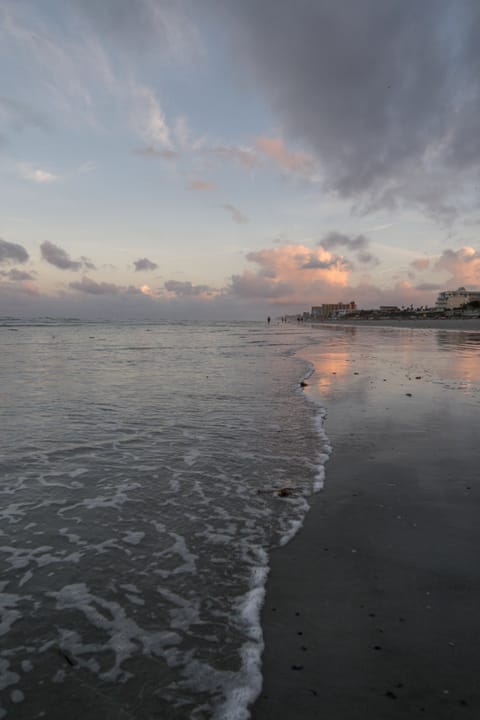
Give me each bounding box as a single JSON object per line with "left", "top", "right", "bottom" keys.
{"left": 230, "top": 244, "right": 351, "bottom": 304}
{"left": 300, "top": 254, "right": 351, "bottom": 271}
{"left": 76, "top": 0, "right": 201, "bottom": 61}
{"left": 317, "top": 231, "right": 379, "bottom": 266}
{"left": 254, "top": 136, "right": 314, "bottom": 174}
{"left": 19, "top": 164, "right": 58, "bottom": 183}
{"left": 134, "top": 257, "right": 158, "bottom": 272}
{"left": 220, "top": 1, "right": 480, "bottom": 218}
{"left": 69, "top": 276, "right": 130, "bottom": 295}
{"left": 134, "top": 86, "right": 171, "bottom": 148}
{"left": 0, "top": 238, "right": 29, "bottom": 264}
{"left": 222, "top": 203, "right": 248, "bottom": 224}
{"left": 40, "top": 241, "right": 95, "bottom": 271}
{"left": 411, "top": 258, "right": 431, "bottom": 271}
{"left": 357, "top": 251, "right": 380, "bottom": 266}
{"left": 188, "top": 179, "right": 217, "bottom": 192}
{"left": 203, "top": 145, "right": 259, "bottom": 169}
{"left": 0, "top": 268, "right": 34, "bottom": 281}
{"left": 319, "top": 232, "right": 368, "bottom": 251}
{"left": 434, "top": 246, "right": 480, "bottom": 286}
{"left": 164, "top": 279, "right": 214, "bottom": 297}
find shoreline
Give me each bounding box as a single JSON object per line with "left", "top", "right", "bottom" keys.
{"left": 252, "top": 324, "right": 480, "bottom": 719}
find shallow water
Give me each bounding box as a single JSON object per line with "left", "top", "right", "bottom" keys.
{"left": 0, "top": 321, "right": 328, "bottom": 720}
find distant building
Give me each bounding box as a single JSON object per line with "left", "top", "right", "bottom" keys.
{"left": 379, "top": 305, "right": 400, "bottom": 313}
{"left": 311, "top": 301, "right": 356, "bottom": 319}
{"left": 436, "top": 287, "right": 480, "bottom": 311}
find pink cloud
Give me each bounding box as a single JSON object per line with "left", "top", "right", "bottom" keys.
{"left": 434, "top": 246, "right": 480, "bottom": 286}
{"left": 230, "top": 244, "right": 350, "bottom": 304}
{"left": 254, "top": 136, "right": 314, "bottom": 173}
{"left": 410, "top": 258, "right": 430, "bottom": 271}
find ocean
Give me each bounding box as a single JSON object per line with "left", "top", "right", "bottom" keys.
{"left": 0, "top": 320, "right": 329, "bottom": 720}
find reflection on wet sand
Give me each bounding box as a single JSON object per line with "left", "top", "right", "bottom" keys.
{"left": 436, "top": 331, "right": 480, "bottom": 386}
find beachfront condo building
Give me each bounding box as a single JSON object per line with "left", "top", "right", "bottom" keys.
{"left": 436, "top": 287, "right": 480, "bottom": 311}
{"left": 311, "top": 301, "right": 357, "bottom": 319}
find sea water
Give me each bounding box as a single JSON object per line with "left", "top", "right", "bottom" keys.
{"left": 0, "top": 320, "right": 329, "bottom": 720}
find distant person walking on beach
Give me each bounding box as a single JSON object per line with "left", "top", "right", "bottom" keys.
{"left": 267, "top": 316, "right": 271, "bottom": 324}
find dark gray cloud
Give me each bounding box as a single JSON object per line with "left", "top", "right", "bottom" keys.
{"left": 222, "top": 203, "right": 248, "bottom": 224}
{"left": 0, "top": 268, "right": 34, "bottom": 281}
{"left": 319, "top": 232, "right": 368, "bottom": 251}
{"left": 0, "top": 238, "right": 29, "bottom": 264}
{"left": 134, "top": 257, "right": 158, "bottom": 272}
{"left": 218, "top": 0, "right": 480, "bottom": 217}
{"left": 357, "top": 250, "right": 380, "bottom": 266}
{"left": 69, "top": 276, "right": 122, "bottom": 295}
{"left": 40, "top": 241, "right": 95, "bottom": 271}
{"left": 300, "top": 254, "right": 351, "bottom": 271}
{"left": 164, "top": 280, "right": 212, "bottom": 296}
{"left": 317, "top": 231, "right": 379, "bottom": 265}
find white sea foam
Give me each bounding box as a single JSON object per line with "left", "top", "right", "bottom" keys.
{"left": 122, "top": 531, "right": 145, "bottom": 545}
{"left": 214, "top": 547, "right": 269, "bottom": 720}
{"left": 156, "top": 587, "right": 201, "bottom": 630}
{"left": 10, "top": 689, "right": 24, "bottom": 703}
{"left": 0, "top": 591, "right": 23, "bottom": 633}
{"left": 68, "top": 468, "right": 88, "bottom": 478}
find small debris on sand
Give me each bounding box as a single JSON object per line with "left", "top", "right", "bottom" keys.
{"left": 277, "top": 487, "right": 294, "bottom": 497}
{"left": 59, "top": 650, "right": 75, "bottom": 667}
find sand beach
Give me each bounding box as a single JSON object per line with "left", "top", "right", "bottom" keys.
{"left": 253, "top": 321, "right": 480, "bottom": 719}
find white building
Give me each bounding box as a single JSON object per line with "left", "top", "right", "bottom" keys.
{"left": 436, "top": 287, "right": 480, "bottom": 311}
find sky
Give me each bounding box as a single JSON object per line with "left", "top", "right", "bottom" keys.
{"left": 1, "top": 0, "right": 480, "bottom": 320}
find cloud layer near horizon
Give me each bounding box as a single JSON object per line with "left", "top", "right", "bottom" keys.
{"left": 1, "top": 235, "right": 479, "bottom": 319}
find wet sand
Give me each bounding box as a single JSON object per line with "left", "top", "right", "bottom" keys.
{"left": 253, "top": 325, "right": 480, "bottom": 719}
{"left": 323, "top": 318, "right": 480, "bottom": 331}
